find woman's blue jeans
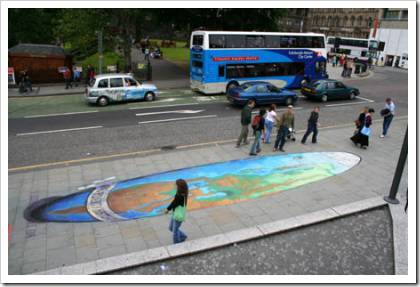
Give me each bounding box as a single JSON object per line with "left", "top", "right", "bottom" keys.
{"left": 250, "top": 130, "right": 262, "bottom": 154}
{"left": 265, "top": 121, "right": 274, "bottom": 143}
{"left": 169, "top": 216, "right": 187, "bottom": 244}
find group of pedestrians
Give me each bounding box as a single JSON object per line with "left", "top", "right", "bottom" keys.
{"left": 236, "top": 98, "right": 395, "bottom": 155}
{"left": 63, "top": 65, "right": 95, "bottom": 89}
{"left": 236, "top": 100, "right": 320, "bottom": 155}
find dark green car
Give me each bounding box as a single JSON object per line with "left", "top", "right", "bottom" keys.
{"left": 301, "top": 79, "right": 360, "bottom": 102}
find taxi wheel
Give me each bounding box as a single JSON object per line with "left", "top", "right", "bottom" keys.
{"left": 145, "top": 92, "right": 155, "bottom": 102}
{"left": 97, "top": 97, "right": 109, "bottom": 106}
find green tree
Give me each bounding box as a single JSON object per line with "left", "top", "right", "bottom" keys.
{"left": 8, "top": 8, "right": 60, "bottom": 48}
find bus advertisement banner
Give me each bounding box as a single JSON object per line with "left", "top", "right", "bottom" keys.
{"left": 8, "top": 67, "right": 15, "bottom": 85}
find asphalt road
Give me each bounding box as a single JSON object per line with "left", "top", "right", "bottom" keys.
{"left": 107, "top": 206, "right": 394, "bottom": 275}
{"left": 8, "top": 67, "right": 408, "bottom": 169}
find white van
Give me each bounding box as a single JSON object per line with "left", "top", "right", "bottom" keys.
{"left": 85, "top": 73, "right": 157, "bottom": 106}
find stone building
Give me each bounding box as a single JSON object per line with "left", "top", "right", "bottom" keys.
{"left": 278, "top": 9, "right": 309, "bottom": 33}
{"left": 306, "top": 8, "right": 380, "bottom": 39}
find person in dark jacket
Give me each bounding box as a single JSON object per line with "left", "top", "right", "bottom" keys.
{"left": 236, "top": 99, "right": 255, "bottom": 147}
{"left": 351, "top": 108, "right": 375, "bottom": 149}
{"left": 273, "top": 105, "right": 295, "bottom": 152}
{"left": 165, "top": 179, "right": 189, "bottom": 244}
{"left": 250, "top": 109, "right": 266, "bottom": 156}
{"left": 301, "top": 107, "right": 320, "bottom": 144}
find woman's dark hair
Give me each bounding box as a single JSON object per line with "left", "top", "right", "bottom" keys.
{"left": 269, "top": 104, "right": 276, "bottom": 112}
{"left": 176, "top": 179, "right": 189, "bottom": 196}
{"left": 259, "top": 109, "right": 266, "bottom": 116}
{"left": 369, "top": 108, "right": 375, "bottom": 113}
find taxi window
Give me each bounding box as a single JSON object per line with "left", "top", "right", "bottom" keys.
{"left": 124, "top": 77, "right": 137, "bottom": 86}
{"left": 98, "top": 79, "right": 108, "bottom": 88}
{"left": 110, "top": 78, "right": 124, "bottom": 88}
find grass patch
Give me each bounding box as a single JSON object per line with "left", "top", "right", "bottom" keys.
{"left": 138, "top": 38, "right": 188, "bottom": 48}
{"left": 160, "top": 48, "right": 190, "bottom": 63}
{"left": 78, "top": 51, "right": 125, "bottom": 73}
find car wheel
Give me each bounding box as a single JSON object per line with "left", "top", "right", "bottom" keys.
{"left": 285, "top": 97, "right": 294, "bottom": 106}
{"left": 145, "top": 92, "right": 155, "bottom": 102}
{"left": 300, "top": 77, "right": 309, "bottom": 88}
{"left": 226, "top": 82, "right": 238, "bottom": 93}
{"left": 349, "top": 92, "right": 356, "bottom": 100}
{"left": 321, "top": 94, "right": 328, "bottom": 102}
{"left": 97, "top": 96, "right": 109, "bottom": 107}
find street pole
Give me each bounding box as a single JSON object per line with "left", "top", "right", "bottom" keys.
{"left": 384, "top": 126, "right": 408, "bottom": 204}
{"left": 98, "top": 29, "right": 103, "bottom": 75}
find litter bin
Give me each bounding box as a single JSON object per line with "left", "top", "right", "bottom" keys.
{"left": 361, "top": 64, "right": 367, "bottom": 73}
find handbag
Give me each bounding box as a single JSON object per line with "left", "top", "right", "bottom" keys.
{"left": 360, "top": 125, "right": 371, "bottom": 136}
{"left": 173, "top": 196, "right": 186, "bottom": 222}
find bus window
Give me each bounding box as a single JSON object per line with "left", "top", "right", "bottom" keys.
{"left": 312, "top": 37, "right": 325, "bottom": 48}
{"left": 280, "top": 36, "right": 297, "bottom": 48}
{"left": 226, "top": 65, "right": 245, "bottom": 78}
{"left": 226, "top": 35, "right": 246, "bottom": 48}
{"left": 246, "top": 35, "right": 265, "bottom": 48}
{"left": 192, "top": 61, "right": 203, "bottom": 68}
{"left": 245, "top": 64, "right": 265, "bottom": 77}
{"left": 265, "top": 36, "right": 281, "bottom": 48}
{"left": 193, "top": 35, "right": 204, "bottom": 46}
{"left": 218, "top": 65, "right": 225, "bottom": 77}
{"left": 209, "top": 35, "right": 226, "bottom": 48}
{"left": 315, "top": 62, "right": 326, "bottom": 74}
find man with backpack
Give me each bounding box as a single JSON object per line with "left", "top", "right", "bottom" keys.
{"left": 250, "top": 109, "right": 266, "bottom": 156}
{"left": 236, "top": 99, "right": 255, "bottom": 148}
{"left": 273, "top": 105, "right": 295, "bottom": 152}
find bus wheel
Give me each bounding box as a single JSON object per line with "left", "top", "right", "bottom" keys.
{"left": 321, "top": 94, "right": 328, "bottom": 102}
{"left": 226, "top": 82, "right": 239, "bottom": 93}
{"left": 285, "top": 97, "right": 294, "bottom": 106}
{"left": 97, "top": 96, "right": 109, "bottom": 106}
{"left": 349, "top": 92, "right": 356, "bottom": 100}
{"left": 300, "top": 77, "right": 309, "bottom": 88}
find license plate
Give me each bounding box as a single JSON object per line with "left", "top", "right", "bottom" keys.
{"left": 304, "top": 88, "right": 311, "bottom": 92}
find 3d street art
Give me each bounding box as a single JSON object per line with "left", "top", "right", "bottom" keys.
{"left": 24, "top": 152, "right": 360, "bottom": 223}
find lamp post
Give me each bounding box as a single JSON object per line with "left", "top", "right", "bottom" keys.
{"left": 384, "top": 126, "right": 408, "bottom": 204}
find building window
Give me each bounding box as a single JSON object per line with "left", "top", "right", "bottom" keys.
{"left": 367, "top": 17, "right": 373, "bottom": 27}
{"left": 328, "top": 17, "right": 332, "bottom": 27}
{"left": 368, "top": 8, "right": 375, "bottom": 12}
{"left": 358, "top": 16, "right": 363, "bottom": 27}
{"left": 384, "top": 9, "right": 399, "bottom": 19}
{"left": 335, "top": 17, "right": 340, "bottom": 27}
{"left": 312, "top": 16, "right": 317, "bottom": 26}
{"left": 351, "top": 16, "right": 355, "bottom": 27}
{"left": 321, "top": 16, "right": 326, "bottom": 26}
{"left": 343, "top": 16, "right": 348, "bottom": 27}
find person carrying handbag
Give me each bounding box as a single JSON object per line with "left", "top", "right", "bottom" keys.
{"left": 165, "top": 179, "right": 189, "bottom": 244}
{"left": 351, "top": 108, "right": 375, "bottom": 149}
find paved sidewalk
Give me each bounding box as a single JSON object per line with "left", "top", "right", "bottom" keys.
{"left": 8, "top": 116, "right": 408, "bottom": 276}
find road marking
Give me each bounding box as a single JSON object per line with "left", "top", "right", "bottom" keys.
{"left": 325, "top": 100, "right": 375, "bottom": 107}
{"left": 357, "top": 96, "right": 375, "bottom": 103}
{"left": 127, "top": 98, "right": 178, "bottom": 105}
{"left": 129, "top": 103, "right": 198, "bottom": 110}
{"left": 24, "top": 111, "right": 99, "bottom": 118}
{"left": 252, "top": 107, "right": 303, "bottom": 114}
{"left": 8, "top": 115, "right": 408, "bottom": 172}
{"left": 136, "top": 110, "right": 205, "bottom": 116}
{"left": 138, "top": 115, "right": 217, "bottom": 125}
{"left": 16, "top": 126, "right": 103, "bottom": 136}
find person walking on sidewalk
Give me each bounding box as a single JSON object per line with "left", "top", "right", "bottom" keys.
{"left": 250, "top": 109, "right": 266, "bottom": 156}
{"left": 236, "top": 99, "right": 255, "bottom": 147}
{"left": 20, "top": 70, "right": 33, "bottom": 93}
{"left": 165, "top": 179, "right": 189, "bottom": 244}
{"left": 73, "top": 67, "right": 80, "bottom": 87}
{"left": 351, "top": 108, "right": 375, "bottom": 149}
{"left": 145, "top": 46, "right": 150, "bottom": 62}
{"left": 273, "top": 105, "right": 295, "bottom": 152}
{"left": 64, "top": 67, "right": 72, "bottom": 89}
{"left": 301, "top": 107, "right": 321, "bottom": 144}
{"left": 380, "top": 98, "right": 395, "bottom": 138}
{"left": 85, "top": 65, "right": 92, "bottom": 85}
{"left": 264, "top": 104, "right": 279, "bottom": 144}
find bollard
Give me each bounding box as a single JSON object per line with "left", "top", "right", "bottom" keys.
{"left": 384, "top": 126, "right": 408, "bottom": 204}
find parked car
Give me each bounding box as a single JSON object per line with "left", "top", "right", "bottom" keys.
{"left": 301, "top": 79, "right": 360, "bottom": 102}
{"left": 85, "top": 74, "right": 157, "bottom": 106}
{"left": 226, "top": 81, "right": 298, "bottom": 106}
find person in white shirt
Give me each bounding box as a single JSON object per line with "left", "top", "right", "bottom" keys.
{"left": 380, "top": 98, "right": 395, "bottom": 138}
{"left": 264, "top": 104, "right": 279, "bottom": 144}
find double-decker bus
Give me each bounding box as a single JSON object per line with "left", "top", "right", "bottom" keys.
{"left": 326, "top": 36, "right": 379, "bottom": 63}
{"left": 190, "top": 31, "right": 327, "bottom": 94}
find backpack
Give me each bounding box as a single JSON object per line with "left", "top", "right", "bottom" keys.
{"left": 251, "top": 115, "right": 261, "bottom": 130}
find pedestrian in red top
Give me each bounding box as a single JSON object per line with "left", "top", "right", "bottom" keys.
{"left": 64, "top": 67, "right": 72, "bottom": 89}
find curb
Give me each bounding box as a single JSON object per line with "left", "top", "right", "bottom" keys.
{"left": 31, "top": 196, "right": 387, "bottom": 275}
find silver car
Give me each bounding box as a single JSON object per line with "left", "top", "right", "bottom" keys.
{"left": 85, "top": 73, "right": 158, "bottom": 106}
